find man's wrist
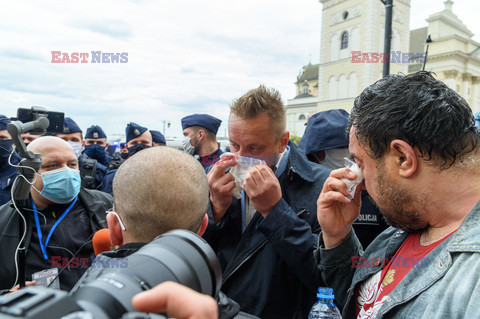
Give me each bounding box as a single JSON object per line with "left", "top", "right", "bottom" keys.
{"left": 322, "top": 228, "right": 352, "bottom": 249}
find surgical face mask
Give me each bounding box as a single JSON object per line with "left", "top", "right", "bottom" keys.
{"left": 36, "top": 167, "right": 81, "bottom": 204}
{"left": 182, "top": 133, "right": 199, "bottom": 156}
{"left": 319, "top": 148, "right": 350, "bottom": 170}
{"left": 0, "top": 139, "right": 13, "bottom": 161}
{"left": 127, "top": 143, "right": 150, "bottom": 157}
{"left": 68, "top": 141, "right": 83, "bottom": 158}
{"left": 84, "top": 144, "right": 106, "bottom": 161}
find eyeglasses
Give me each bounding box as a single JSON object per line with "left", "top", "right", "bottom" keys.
{"left": 107, "top": 209, "right": 126, "bottom": 231}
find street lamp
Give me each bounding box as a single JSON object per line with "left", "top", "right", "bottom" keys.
{"left": 161, "top": 120, "right": 170, "bottom": 136}
{"left": 422, "top": 35, "right": 433, "bottom": 71}
{"left": 380, "top": 0, "right": 393, "bottom": 78}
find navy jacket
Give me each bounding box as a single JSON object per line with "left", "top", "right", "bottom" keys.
{"left": 203, "top": 141, "right": 331, "bottom": 318}
{"left": 199, "top": 147, "right": 223, "bottom": 173}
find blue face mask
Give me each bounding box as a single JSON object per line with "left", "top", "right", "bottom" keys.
{"left": 37, "top": 167, "right": 81, "bottom": 204}
{"left": 84, "top": 144, "right": 106, "bottom": 161}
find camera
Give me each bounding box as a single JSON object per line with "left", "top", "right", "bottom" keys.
{"left": 0, "top": 230, "right": 222, "bottom": 319}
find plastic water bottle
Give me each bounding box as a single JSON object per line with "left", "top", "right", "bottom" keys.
{"left": 308, "top": 287, "right": 342, "bottom": 319}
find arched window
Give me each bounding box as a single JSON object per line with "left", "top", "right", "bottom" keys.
{"left": 341, "top": 31, "right": 348, "bottom": 50}
{"left": 298, "top": 114, "right": 306, "bottom": 121}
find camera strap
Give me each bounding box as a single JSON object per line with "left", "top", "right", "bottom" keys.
{"left": 32, "top": 196, "right": 78, "bottom": 260}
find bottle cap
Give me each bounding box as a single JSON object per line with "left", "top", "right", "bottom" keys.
{"left": 317, "top": 287, "right": 335, "bottom": 300}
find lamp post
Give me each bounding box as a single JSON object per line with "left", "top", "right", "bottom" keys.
{"left": 422, "top": 35, "right": 433, "bottom": 71}
{"left": 381, "top": 0, "right": 393, "bottom": 78}
{"left": 162, "top": 120, "right": 170, "bottom": 136}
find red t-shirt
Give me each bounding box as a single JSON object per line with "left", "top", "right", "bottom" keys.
{"left": 355, "top": 231, "right": 455, "bottom": 319}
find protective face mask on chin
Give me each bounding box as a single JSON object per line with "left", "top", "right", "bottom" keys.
{"left": 68, "top": 141, "right": 83, "bottom": 158}
{"left": 36, "top": 166, "right": 81, "bottom": 204}
{"left": 221, "top": 152, "right": 265, "bottom": 199}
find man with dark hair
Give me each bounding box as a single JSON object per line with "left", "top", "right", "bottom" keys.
{"left": 299, "top": 109, "right": 388, "bottom": 249}
{"left": 205, "top": 85, "right": 331, "bottom": 318}
{"left": 316, "top": 71, "right": 480, "bottom": 318}
{"left": 181, "top": 114, "right": 223, "bottom": 171}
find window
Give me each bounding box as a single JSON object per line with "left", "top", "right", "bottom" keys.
{"left": 341, "top": 31, "right": 348, "bottom": 49}
{"left": 299, "top": 114, "right": 306, "bottom": 121}
{"left": 302, "top": 81, "right": 309, "bottom": 94}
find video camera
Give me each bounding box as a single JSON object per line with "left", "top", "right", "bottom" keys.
{"left": 0, "top": 230, "right": 222, "bottom": 319}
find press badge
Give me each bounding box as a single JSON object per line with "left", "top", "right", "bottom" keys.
{"left": 32, "top": 268, "right": 60, "bottom": 289}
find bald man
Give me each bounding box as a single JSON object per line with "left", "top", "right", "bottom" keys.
{"left": 0, "top": 136, "right": 113, "bottom": 293}
{"left": 71, "top": 147, "right": 256, "bottom": 319}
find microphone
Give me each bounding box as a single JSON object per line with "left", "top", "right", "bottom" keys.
{"left": 92, "top": 228, "right": 111, "bottom": 255}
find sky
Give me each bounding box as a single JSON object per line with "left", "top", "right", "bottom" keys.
{"left": 0, "top": 0, "right": 478, "bottom": 139}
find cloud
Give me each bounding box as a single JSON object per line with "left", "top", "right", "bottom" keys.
{"left": 67, "top": 18, "right": 133, "bottom": 39}
{"left": 0, "top": 0, "right": 478, "bottom": 139}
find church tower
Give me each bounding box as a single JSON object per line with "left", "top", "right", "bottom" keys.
{"left": 286, "top": 0, "right": 411, "bottom": 136}
{"left": 317, "top": 0, "right": 411, "bottom": 110}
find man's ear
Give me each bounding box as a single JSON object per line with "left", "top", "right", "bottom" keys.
{"left": 107, "top": 213, "right": 124, "bottom": 247}
{"left": 105, "top": 143, "right": 109, "bottom": 151}
{"left": 279, "top": 131, "right": 290, "bottom": 153}
{"left": 389, "top": 139, "right": 417, "bottom": 178}
{"left": 198, "top": 214, "right": 209, "bottom": 237}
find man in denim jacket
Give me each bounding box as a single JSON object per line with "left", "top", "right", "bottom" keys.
{"left": 315, "top": 71, "right": 480, "bottom": 318}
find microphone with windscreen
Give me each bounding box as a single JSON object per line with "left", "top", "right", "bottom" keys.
{"left": 92, "top": 228, "right": 112, "bottom": 256}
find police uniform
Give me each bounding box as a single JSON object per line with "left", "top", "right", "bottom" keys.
{"left": 60, "top": 118, "right": 107, "bottom": 191}
{"left": 83, "top": 125, "right": 112, "bottom": 167}
{"left": 150, "top": 130, "right": 166, "bottom": 145}
{"left": 181, "top": 114, "right": 223, "bottom": 172}
{"left": 298, "top": 109, "right": 388, "bottom": 249}
{"left": 100, "top": 123, "right": 150, "bottom": 194}
{"left": 0, "top": 115, "right": 20, "bottom": 206}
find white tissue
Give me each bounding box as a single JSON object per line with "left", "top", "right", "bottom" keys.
{"left": 341, "top": 157, "right": 363, "bottom": 200}
{"left": 220, "top": 153, "right": 265, "bottom": 199}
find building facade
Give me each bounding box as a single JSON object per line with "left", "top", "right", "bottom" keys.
{"left": 287, "top": 0, "right": 480, "bottom": 136}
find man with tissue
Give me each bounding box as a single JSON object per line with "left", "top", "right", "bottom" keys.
{"left": 204, "top": 85, "right": 331, "bottom": 318}
{"left": 316, "top": 72, "right": 480, "bottom": 318}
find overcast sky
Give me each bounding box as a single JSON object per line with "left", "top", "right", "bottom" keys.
{"left": 0, "top": 0, "right": 478, "bottom": 139}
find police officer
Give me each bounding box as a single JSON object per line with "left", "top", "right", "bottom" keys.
{"left": 298, "top": 109, "right": 388, "bottom": 248}
{"left": 56, "top": 117, "right": 107, "bottom": 190}
{"left": 100, "top": 122, "right": 152, "bottom": 194}
{"left": 150, "top": 130, "right": 166, "bottom": 147}
{"left": 181, "top": 114, "right": 223, "bottom": 172}
{"left": 83, "top": 125, "right": 112, "bottom": 167}
{"left": 0, "top": 115, "right": 21, "bottom": 206}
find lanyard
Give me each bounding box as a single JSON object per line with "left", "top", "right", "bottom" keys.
{"left": 32, "top": 196, "right": 78, "bottom": 260}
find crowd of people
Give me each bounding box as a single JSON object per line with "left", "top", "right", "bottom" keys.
{"left": 0, "top": 71, "right": 479, "bottom": 318}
